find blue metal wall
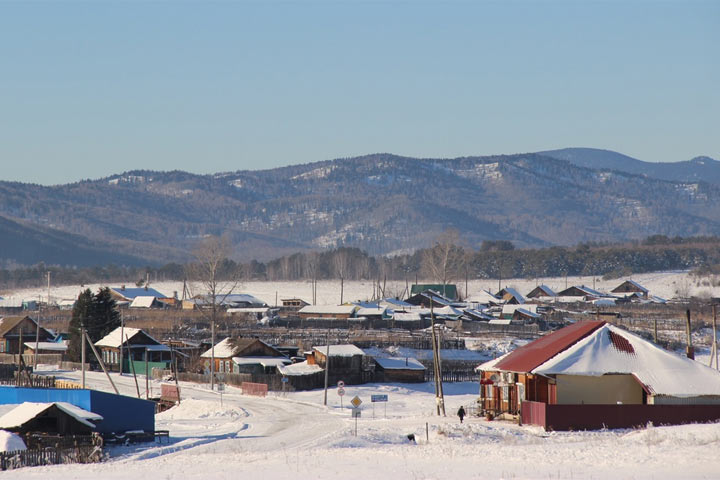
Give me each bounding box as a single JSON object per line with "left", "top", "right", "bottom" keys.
{"left": 89, "top": 390, "right": 155, "bottom": 433}
{"left": 0, "top": 387, "right": 155, "bottom": 434}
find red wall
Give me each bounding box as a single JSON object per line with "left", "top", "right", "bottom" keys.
{"left": 522, "top": 401, "right": 720, "bottom": 431}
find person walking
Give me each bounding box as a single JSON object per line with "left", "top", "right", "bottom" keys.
{"left": 457, "top": 405, "right": 466, "bottom": 423}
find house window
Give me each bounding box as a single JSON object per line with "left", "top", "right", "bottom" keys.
{"left": 485, "top": 385, "right": 493, "bottom": 398}
{"left": 225, "top": 361, "right": 230, "bottom": 373}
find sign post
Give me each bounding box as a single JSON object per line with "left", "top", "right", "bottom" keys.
{"left": 337, "top": 380, "right": 345, "bottom": 409}
{"left": 371, "top": 394, "right": 388, "bottom": 418}
{"left": 351, "top": 396, "right": 362, "bottom": 436}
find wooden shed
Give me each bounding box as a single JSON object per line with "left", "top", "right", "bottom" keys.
{"left": 373, "top": 357, "right": 425, "bottom": 383}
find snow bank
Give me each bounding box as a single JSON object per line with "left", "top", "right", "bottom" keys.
{"left": 0, "top": 430, "right": 26, "bottom": 452}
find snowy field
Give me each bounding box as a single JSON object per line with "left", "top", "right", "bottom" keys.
{"left": 0, "top": 270, "right": 710, "bottom": 306}
{"left": 2, "top": 367, "right": 720, "bottom": 479}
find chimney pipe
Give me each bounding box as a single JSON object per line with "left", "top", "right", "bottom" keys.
{"left": 686, "top": 309, "right": 695, "bottom": 359}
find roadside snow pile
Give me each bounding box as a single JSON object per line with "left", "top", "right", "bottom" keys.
{"left": 157, "top": 399, "right": 247, "bottom": 420}
{"left": 0, "top": 430, "right": 26, "bottom": 452}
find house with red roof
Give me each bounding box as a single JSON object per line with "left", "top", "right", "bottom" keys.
{"left": 476, "top": 321, "right": 720, "bottom": 430}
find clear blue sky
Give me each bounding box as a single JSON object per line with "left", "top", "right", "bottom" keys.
{"left": 1, "top": 0, "right": 718, "bottom": 185}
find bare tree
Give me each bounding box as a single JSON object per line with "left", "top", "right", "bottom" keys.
{"left": 186, "top": 234, "right": 239, "bottom": 390}
{"left": 333, "top": 249, "right": 350, "bottom": 303}
{"left": 421, "top": 229, "right": 465, "bottom": 298}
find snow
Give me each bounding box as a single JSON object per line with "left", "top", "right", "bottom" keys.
{"left": 374, "top": 357, "right": 425, "bottom": 370}
{"left": 0, "top": 365, "right": 716, "bottom": 479}
{"left": 0, "top": 402, "right": 102, "bottom": 430}
{"left": 94, "top": 327, "right": 143, "bottom": 348}
{"left": 277, "top": 361, "right": 322, "bottom": 376}
{"left": 313, "top": 344, "right": 365, "bottom": 357}
{"left": 200, "top": 337, "right": 236, "bottom": 358}
{"left": 0, "top": 430, "right": 26, "bottom": 452}
{"left": 231, "top": 357, "right": 291, "bottom": 367}
{"left": 533, "top": 324, "right": 720, "bottom": 397}
{"left": 129, "top": 296, "right": 157, "bottom": 308}
{"left": 298, "top": 305, "right": 357, "bottom": 315}
{"left": 5, "top": 270, "right": 713, "bottom": 309}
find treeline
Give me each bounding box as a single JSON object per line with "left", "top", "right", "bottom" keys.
{"left": 2, "top": 236, "right": 720, "bottom": 290}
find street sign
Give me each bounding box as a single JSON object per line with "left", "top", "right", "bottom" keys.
{"left": 371, "top": 394, "right": 388, "bottom": 403}
{"left": 217, "top": 383, "right": 225, "bottom": 392}
{"left": 352, "top": 407, "right": 361, "bottom": 418}
{"left": 338, "top": 387, "right": 345, "bottom": 396}
{"left": 281, "top": 377, "right": 289, "bottom": 383}
{"left": 351, "top": 395, "right": 362, "bottom": 408}
{"left": 337, "top": 380, "right": 345, "bottom": 388}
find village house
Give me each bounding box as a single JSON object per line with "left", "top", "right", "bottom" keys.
{"left": 410, "top": 284, "right": 458, "bottom": 301}
{"left": 309, "top": 344, "right": 368, "bottom": 385}
{"left": 200, "top": 337, "right": 287, "bottom": 374}
{"left": 297, "top": 304, "right": 357, "bottom": 320}
{"left": 611, "top": 279, "right": 649, "bottom": 299}
{"left": 0, "top": 316, "right": 55, "bottom": 354}
{"left": 94, "top": 327, "right": 173, "bottom": 374}
{"left": 526, "top": 285, "right": 558, "bottom": 299}
{"left": 373, "top": 356, "right": 426, "bottom": 383}
{"left": 496, "top": 287, "right": 525, "bottom": 305}
{"left": 477, "top": 320, "right": 720, "bottom": 430}
{"left": 0, "top": 402, "right": 103, "bottom": 438}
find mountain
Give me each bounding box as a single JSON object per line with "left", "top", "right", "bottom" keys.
{"left": 0, "top": 214, "right": 148, "bottom": 267}
{"left": 539, "top": 148, "right": 720, "bottom": 185}
{"left": 1, "top": 152, "right": 720, "bottom": 266}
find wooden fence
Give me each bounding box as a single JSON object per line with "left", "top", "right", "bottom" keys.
{"left": 0, "top": 354, "right": 63, "bottom": 366}
{"left": 0, "top": 444, "right": 102, "bottom": 471}
{"left": 0, "top": 373, "right": 56, "bottom": 388}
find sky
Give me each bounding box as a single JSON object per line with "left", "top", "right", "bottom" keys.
{"left": 1, "top": 0, "right": 718, "bottom": 185}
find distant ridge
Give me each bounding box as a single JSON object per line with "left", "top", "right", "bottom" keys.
{"left": 1, "top": 149, "right": 720, "bottom": 266}
{"left": 539, "top": 147, "right": 720, "bottom": 184}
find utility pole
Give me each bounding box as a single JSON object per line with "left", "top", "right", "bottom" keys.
{"left": 430, "top": 300, "right": 445, "bottom": 416}
{"left": 323, "top": 331, "right": 330, "bottom": 406}
{"left": 686, "top": 309, "right": 694, "bottom": 360}
{"left": 145, "top": 346, "right": 149, "bottom": 399}
{"left": 34, "top": 297, "right": 40, "bottom": 370}
{"left": 119, "top": 311, "right": 124, "bottom": 376}
{"left": 711, "top": 304, "right": 718, "bottom": 370}
{"left": 340, "top": 276, "right": 344, "bottom": 304}
{"left": 81, "top": 322, "right": 86, "bottom": 389}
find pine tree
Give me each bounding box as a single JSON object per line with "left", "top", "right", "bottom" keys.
{"left": 67, "top": 289, "right": 93, "bottom": 362}
{"left": 89, "top": 287, "right": 120, "bottom": 342}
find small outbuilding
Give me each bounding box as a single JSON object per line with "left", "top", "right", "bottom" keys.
{"left": 373, "top": 357, "right": 425, "bottom": 383}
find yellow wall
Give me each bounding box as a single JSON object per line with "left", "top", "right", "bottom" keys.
{"left": 556, "top": 374, "right": 643, "bottom": 405}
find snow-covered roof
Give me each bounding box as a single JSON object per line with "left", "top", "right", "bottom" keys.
{"left": 498, "top": 287, "right": 525, "bottom": 303}
{"left": 277, "top": 361, "right": 323, "bottom": 376}
{"left": 467, "top": 290, "right": 500, "bottom": 304}
{"left": 513, "top": 308, "right": 541, "bottom": 319}
{"left": 475, "top": 351, "right": 512, "bottom": 372}
{"left": 0, "top": 402, "right": 103, "bottom": 430}
{"left": 232, "top": 356, "right": 291, "bottom": 367}
{"left": 201, "top": 337, "right": 236, "bottom": 358}
{"left": 24, "top": 341, "right": 67, "bottom": 352}
{"left": 298, "top": 305, "right": 357, "bottom": 315}
{"left": 533, "top": 324, "right": 720, "bottom": 397}
{"left": 110, "top": 287, "right": 166, "bottom": 300}
{"left": 434, "top": 305, "right": 462, "bottom": 316}
{"left": 488, "top": 319, "right": 512, "bottom": 325}
{"left": 357, "top": 307, "right": 387, "bottom": 316}
{"left": 502, "top": 304, "right": 538, "bottom": 315}
{"left": 374, "top": 357, "right": 425, "bottom": 371}
{"left": 130, "top": 296, "right": 157, "bottom": 308}
{"left": 313, "top": 344, "right": 365, "bottom": 357}
{"left": 226, "top": 307, "right": 270, "bottom": 313}
{"left": 95, "top": 327, "right": 162, "bottom": 349}
{"left": 392, "top": 312, "right": 422, "bottom": 321}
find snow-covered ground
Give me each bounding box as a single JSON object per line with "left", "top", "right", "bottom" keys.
{"left": 0, "top": 270, "right": 709, "bottom": 306}
{"left": 3, "top": 367, "right": 720, "bottom": 479}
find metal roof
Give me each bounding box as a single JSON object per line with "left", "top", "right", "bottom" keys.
{"left": 492, "top": 320, "right": 606, "bottom": 373}
{"left": 110, "top": 287, "right": 167, "bottom": 300}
